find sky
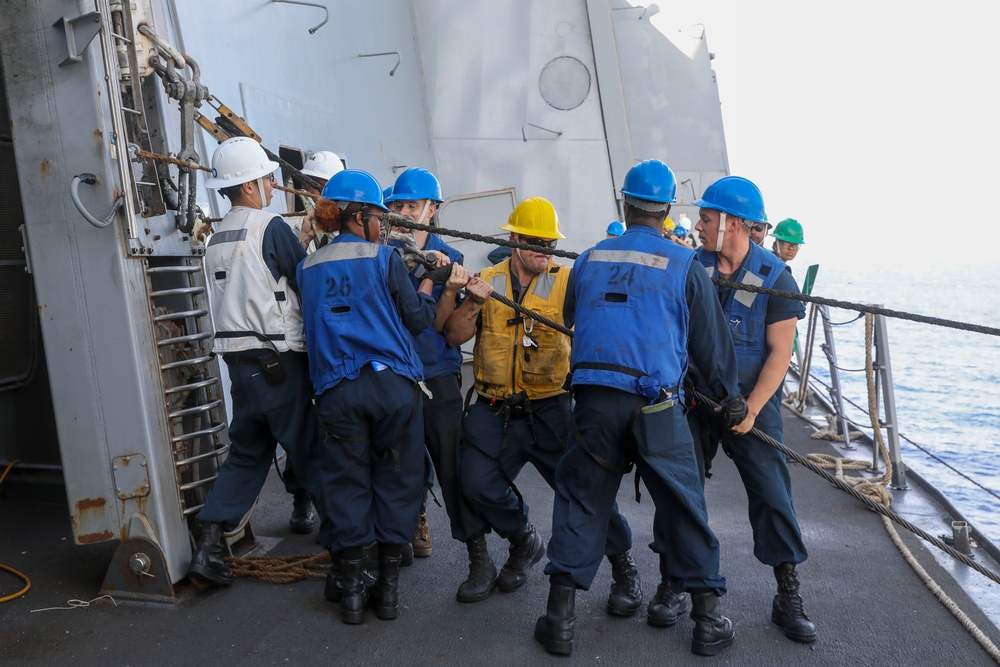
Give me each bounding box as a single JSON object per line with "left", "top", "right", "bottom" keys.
{"left": 654, "top": 1, "right": 1000, "bottom": 271}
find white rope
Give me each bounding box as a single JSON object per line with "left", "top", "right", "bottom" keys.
{"left": 30, "top": 595, "right": 118, "bottom": 613}
{"left": 882, "top": 515, "right": 1000, "bottom": 662}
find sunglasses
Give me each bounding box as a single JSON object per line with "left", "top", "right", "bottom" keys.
{"left": 520, "top": 236, "right": 558, "bottom": 250}
{"left": 751, "top": 224, "right": 767, "bottom": 233}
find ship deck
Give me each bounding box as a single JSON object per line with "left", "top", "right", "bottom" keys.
{"left": 2, "top": 381, "right": 999, "bottom": 666}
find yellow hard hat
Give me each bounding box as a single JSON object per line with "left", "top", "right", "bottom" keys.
{"left": 500, "top": 197, "right": 566, "bottom": 239}
{"left": 663, "top": 217, "right": 675, "bottom": 233}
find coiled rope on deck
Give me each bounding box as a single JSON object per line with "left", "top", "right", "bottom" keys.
{"left": 805, "top": 314, "right": 894, "bottom": 507}
{"left": 226, "top": 551, "right": 331, "bottom": 584}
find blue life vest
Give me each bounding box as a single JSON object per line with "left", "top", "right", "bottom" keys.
{"left": 571, "top": 225, "right": 692, "bottom": 401}
{"left": 390, "top": 233, "right": 464, "bottom": 380}
{"left": 298, "top": 234, "right": 423, "bottom": 396}
{"left": 696, "top": 241, "right": 787, "bottom": 392}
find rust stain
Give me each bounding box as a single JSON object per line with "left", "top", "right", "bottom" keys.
{"left": 72, "top": 497, "right": 112, "bottom": 544}
{"left": 94, "top": 128, "right": 103, "bottom": 139}
{"left": 78, "top": 530, "right": 114, "bottom": 544}
{"left": 76, "top": 497, "right": 107, "bottom": 511}
{"left": 40, "top": 159, "right": 52, "bottom": 181}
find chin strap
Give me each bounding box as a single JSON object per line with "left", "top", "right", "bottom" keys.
{"left": 256, "top": 177, "right": 267, "bottom": 209}
{"left": 415, "top": 200, "right": 431, "bottom": 228}
{"left": 361, "top": 205, "right": 372, "bottom": 242}
{"left": 714, "top": 212, "right": 727, "bottom": 252}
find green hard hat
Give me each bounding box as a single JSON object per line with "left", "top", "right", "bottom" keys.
{"left": 772, "top": 218, "right": 804, "bottom": 244}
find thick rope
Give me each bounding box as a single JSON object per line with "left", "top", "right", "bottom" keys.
{"left": 134, "top": 148, "right": 1000, "bottom": 337}
{"left": 711, "top": 279, "right": 1000, "bottom": 338}
{"left": 808, "top": 414, "right": 864, "bottom": 443}
{"left": 134, "top": 151, "right": 999, "bottom": 334}
{"left": 133, "top": 148, "right": 211, "bottom": 172}
{"left": 226, "top": 551, "right": 330, "bottom": 584}
{"left": 804, "top": 315, "right": 893, "bottom": 506}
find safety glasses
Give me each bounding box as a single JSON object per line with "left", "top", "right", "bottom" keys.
{"left": 520, "top": 236, "right": 558, "bottom": 250}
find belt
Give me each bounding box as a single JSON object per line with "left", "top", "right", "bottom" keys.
{"left": 478, "top": 393, "right": 529, "bottom": 420}
{"left": 222, "top": 350, "right": 271, "bottom": 366}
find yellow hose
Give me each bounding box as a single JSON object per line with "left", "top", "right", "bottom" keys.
{"left": 0, "top": 564, "right": 30, "bottom": 603}
{"left": 0, "top": 459, "right": 32, "bottom": 603}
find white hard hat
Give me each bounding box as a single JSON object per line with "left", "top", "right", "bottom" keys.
{"left": 301, "top": 150, "right": 344, "bottom": 181}
{"left": 203, "top": 137, "right": 278, "bottom": 189}
{"left": 678, "top": 212, "right": 692, "bottom": 232}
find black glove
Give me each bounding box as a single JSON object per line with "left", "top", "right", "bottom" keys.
{"left": 425, "top": 263, "right": 454, "bottom": 285}
{"left": 721, "top": 396, "right": 748, "bottom": 428}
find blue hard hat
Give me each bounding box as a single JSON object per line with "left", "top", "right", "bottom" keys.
{"left": 321, "top": 169, "right": 388, "bottom": 211}
{"left": 386, "top": 168, "right": 442, "bottom": 203}
{"left": 620, "top": 159, "right": 677, "bottom": 204}
{"left": 606, "top": 221, "right": 625, "bottom": 236}
{"left": 673, "top": 226, "right": 687, "bottom": 238}
{"left": 693, "top": 176, "right": 766, "bottom": 223}
{"left": 382, "top": 186, "right": 393, "bottom": 202}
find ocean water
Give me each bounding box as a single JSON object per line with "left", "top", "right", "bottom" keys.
{"left": 793, "top": 261, "right": 1000, "bottom": 547}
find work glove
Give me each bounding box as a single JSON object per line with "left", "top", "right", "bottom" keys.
{"left": 425, "top": 263, "right": 454, "bottom": 285}
{"left": 720, "top": 395, "right": 748, "bottom": 429}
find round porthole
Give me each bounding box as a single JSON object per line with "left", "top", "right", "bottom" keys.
{"left": 539, "top": 56, "right": 591, "bottom": 111}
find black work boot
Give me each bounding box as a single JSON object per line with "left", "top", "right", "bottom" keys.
{"left": 647, "top": 554, "right": 691, "bottom": 627}
{"left": 370, "top": 543, "right": 403, "bottom": 620}
{"left": 324, "top": 549, "right": 343, "bottom": 602}
{"left": 456, "top": 533, "right": 498, "bottom": 603}
{"left": 534, "top": 579, "right": 577, "bottom": 656}
{"left": 288, "top": 489, "right": 315, "bottom": 535}
{"left": 606, "top": 551, "right": 643, "bottom": 617}
{"left": 690, "top": 591, "right": 735, "bottom": 656}
{"left": 497, "top": 523, "right": 545, "bottom": 593}
{"left": 188, "top": 522, "right": 233, "bottom": 587}
{"left": 339, "top": 546, "right": 369, "bottom": 625}
{"left": 772, "top": 563, "right": 818, "bottom": 643}
{"left": 326, "top": 547, "right": 375, "bottom": 603}
{"left": 367, "top": 542, "right": 413, "bottom": 568}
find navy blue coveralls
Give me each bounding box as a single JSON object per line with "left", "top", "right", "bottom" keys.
{"left": 298, "top": 233, "right": 436, "bottom": 551}
{"left": 198, "top": 218, "right": 331, "bottom": 543}
{"left": 696, "top": 241, "right": 808, "bottom": 567}
{"left": 460, "top": 265, "right": 633, "bottom": 555}
{"left": 395, "top": 233, "right": 486, "bottom": 542}
{"left": 545, "top": 224, "right": 741, "bottom": 593}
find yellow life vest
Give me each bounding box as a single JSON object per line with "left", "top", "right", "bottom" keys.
{"left": 474, "top": 258, "right": 571, "bottom": 401}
